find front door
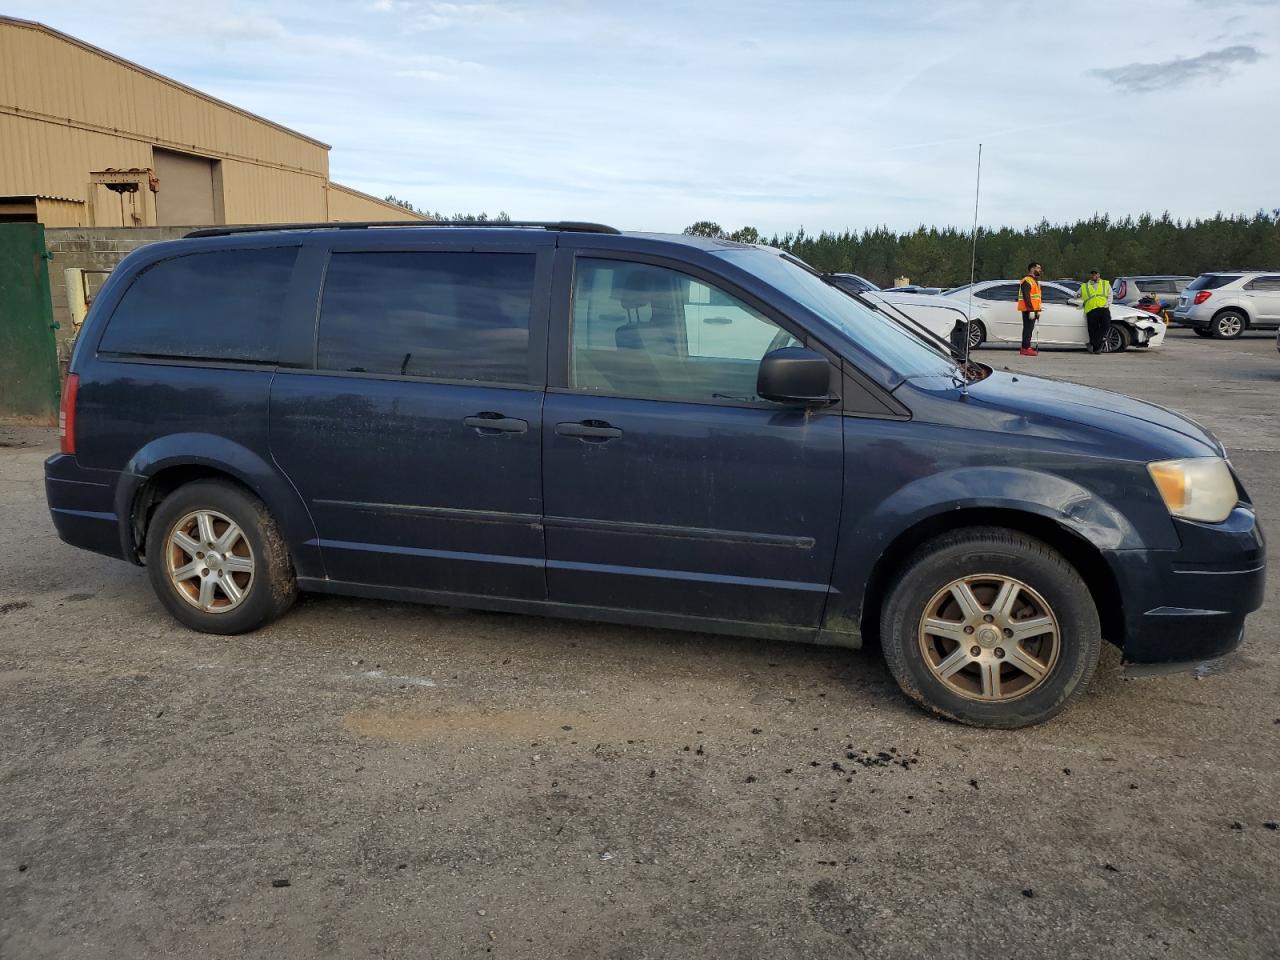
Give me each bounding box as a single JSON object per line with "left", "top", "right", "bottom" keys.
{"left": 1038, "top": 284, "right": 1087, "bottom": 344}
{"left": 270, "top": 238, "right": 552, "bottom": 599}
{"left": 541, "top": 251, "right": 843, "bottom": 629}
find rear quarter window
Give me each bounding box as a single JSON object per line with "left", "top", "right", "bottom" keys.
{"left": 977, "top": 283, "right": 1019, "bottom": 301}
{"left": 98, "top": 247, "right": 297, "bottom": 362}
{"left": 1186, "top": 274, "right": 1237, "bottom": 291}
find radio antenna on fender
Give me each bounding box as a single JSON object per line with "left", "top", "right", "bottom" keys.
{"left": 961, "top": 142, "right": 983, "bottom": 396}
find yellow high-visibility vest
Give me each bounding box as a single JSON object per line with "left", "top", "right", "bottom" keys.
{"left": 1080, "top": 279, "right": 1110, "bottom": 313}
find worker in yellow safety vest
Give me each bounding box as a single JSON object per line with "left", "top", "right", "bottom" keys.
{"left": 1079, "top": 269, "right": 1112, "bottom": 354}
{"left": 1016, "top": 261, "right": 1043, "bottom": 356}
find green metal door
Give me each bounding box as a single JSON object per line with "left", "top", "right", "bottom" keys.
{"left": 0, "top": 223, "right": 60, "bottom": 418}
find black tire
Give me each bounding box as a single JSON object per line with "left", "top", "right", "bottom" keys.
{"left": 1210, "top": 309, "right": 1246, "bottom": 340}
{"left": 144, "top": 479, "right": 297, "bottom": 635}
{"left": 967, "top": 319, "right": 986, "bottom": 349}
{"left": 879, "top": 528, "right": 1101, "bottom": 729}
{"left": 1099, "top": 323, "right": 1130, "bottom": 353}
{"left": 1193, "top": 327, "right": 1213, "bottom": 338}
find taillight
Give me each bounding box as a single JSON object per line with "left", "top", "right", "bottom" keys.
{"left": 59, "top": 373, "right": 79, "bottom": 455}
{"left": 1116, "top": 280, "right": 1127, "bottom": 300}
{"left": 1194, "top": 291, "right": 1213, "bottom": 305}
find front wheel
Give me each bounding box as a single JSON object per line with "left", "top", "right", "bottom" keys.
{"left": 145, "top": 479, "right": 297, "bottom": 634}
{"left": 967, "top": 319, "right": 986, "bottom": 350}
{"left": 880, "top": 528, "right": 1101, "bottom": 728}
{"left": 1100, "top": 323, "right": 1130, "bottom": 353}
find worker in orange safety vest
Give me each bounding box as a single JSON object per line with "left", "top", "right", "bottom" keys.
{"left": 1017, "top": 262, "right": 1044, "bottom": 356}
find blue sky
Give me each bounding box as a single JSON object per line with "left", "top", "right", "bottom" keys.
{"left": 13, "top": 0, "right": 1279, "bottom": 234}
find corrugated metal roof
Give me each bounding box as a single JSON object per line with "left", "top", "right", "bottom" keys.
{"left": 0, "top": 16, "right": 331, "bottom": 150}
{"left": 0, "top": 193, "right": 83, "bottom": 202}
{"left": 328, "top": 182, "right": 430, "bottom": 220}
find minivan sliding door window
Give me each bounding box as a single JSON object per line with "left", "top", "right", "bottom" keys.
{"left": 316, "top": 251, "right": 536, "bottom": 384}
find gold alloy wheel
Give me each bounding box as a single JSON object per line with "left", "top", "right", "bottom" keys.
{"left": 166, "top": 509, "right": 256, "bottom": 614}
{"left": 917, "top": 574, "right": 1060, "bottom": 702}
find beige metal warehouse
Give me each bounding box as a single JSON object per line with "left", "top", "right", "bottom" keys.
{"left": 0, "top": 16, "right": 427, "bottom": 227}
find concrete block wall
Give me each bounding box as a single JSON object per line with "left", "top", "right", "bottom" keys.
{"left": 45, "top": 226, "right": 196, "bottom": 357}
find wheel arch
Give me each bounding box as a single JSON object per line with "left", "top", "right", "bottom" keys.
{"left": 857, "top": 507, "right": 1125, "bottom": 651}
{"left": 1212, "top": 305, "right": 1251, "bottom": 329}
{"left": 112, "top": 433, "right": 322, "bottom": 578}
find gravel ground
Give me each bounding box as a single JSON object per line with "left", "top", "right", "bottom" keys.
{"left": 1, "top": 328, "right": 1277, "bottom": 959}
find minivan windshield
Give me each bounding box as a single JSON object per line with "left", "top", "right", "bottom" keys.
{"left": 716, "top": 249, "right": 958, "bottom": 379}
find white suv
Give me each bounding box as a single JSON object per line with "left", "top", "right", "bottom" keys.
{"left": 1173, "top": 272, "right": 1280, "bottom": 339}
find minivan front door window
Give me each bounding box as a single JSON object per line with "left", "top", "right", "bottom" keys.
{"left": 569, "top": 258, "right": 799, "bottom": 403}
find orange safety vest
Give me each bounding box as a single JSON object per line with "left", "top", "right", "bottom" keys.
{"left": 1016, "top": 276, "right": 1042, "bottom": 312}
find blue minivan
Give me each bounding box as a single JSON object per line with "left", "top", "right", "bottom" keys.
{"left": 45, "top": 222, "right": 1266, "bottom": 727}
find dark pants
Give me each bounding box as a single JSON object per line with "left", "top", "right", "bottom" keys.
{"left": 1021, "top": 312, "right": 1037, "bottom": 349}
{"left": 1086, "top": 306, "right": 1111, "bottom": 351}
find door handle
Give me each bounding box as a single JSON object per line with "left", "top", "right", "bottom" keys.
{"left": 555, "top": 420, "right": 623, "bottom": 441}
{"left": 463, "top": 413, "right": 528, "bottom": 434}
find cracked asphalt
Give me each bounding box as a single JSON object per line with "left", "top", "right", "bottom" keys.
{"left": 1, "top": 328, "right": 1277, "bottom": 959}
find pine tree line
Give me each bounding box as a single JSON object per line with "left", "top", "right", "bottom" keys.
{"left": 688, "top": 211, "right": 1280, "bottom": 287}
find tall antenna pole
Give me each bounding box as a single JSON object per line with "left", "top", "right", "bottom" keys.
{"left": 962, "top": 143, "right": 983, "bottom": 379}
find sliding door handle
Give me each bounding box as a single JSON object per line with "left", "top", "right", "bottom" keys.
{"left": 555, "top": 420, "right": 623, "bottom": 440}
{"left": 463, "top": 413, "right": 528, "bottom": 434}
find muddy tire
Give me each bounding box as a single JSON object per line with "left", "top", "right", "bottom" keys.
{"left": 880, "top": 528, "right": 1101, "bottom": 729}
{"left": 145, "top": 479, "right": 297, "bottom": 634}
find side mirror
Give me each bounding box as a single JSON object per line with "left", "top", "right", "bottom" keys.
{"left": 757, "top": 347, "right": 832, "bottom": 405}
{"left": 1068, "top": 297, "right": 1082, "bottom": 307}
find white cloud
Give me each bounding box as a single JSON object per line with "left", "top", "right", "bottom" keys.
{"left": 6, "top": 0, "right": 1279, "bottom": 234}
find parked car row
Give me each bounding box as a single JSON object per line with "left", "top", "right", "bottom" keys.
{"left": 868, "top": 281, "right": 1165, "bottom": 353}
{"left": 840, "top": 269, "right": 1280, "bottom": 347}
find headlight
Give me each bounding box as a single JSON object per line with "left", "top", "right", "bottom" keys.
{"left": 1147, "top": 458, "right": 1238, "bottom": 523}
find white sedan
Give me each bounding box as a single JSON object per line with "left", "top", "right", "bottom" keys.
{"left": 934, "top": 280, "right": 1166, "bottom": 352}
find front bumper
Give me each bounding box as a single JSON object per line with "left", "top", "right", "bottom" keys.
{"left": 1134, "top": 323, "right": 1165, "bottom": 347}
{"left": 1106, "top": 506, "right": 1266, "bottom": 666}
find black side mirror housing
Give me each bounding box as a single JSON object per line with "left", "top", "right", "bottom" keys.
{"left": 757, "top": 347, "right": 832, "bottom": 405}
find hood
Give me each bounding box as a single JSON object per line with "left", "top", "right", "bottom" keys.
{"left": 909, "top": 369, "right": 1224, "bottom": 459}
{"left": 1110, "top": 304, "right": 1163, "bottom": 327}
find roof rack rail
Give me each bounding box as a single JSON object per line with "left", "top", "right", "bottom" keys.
{"left": 185, "top": 220, "right": 620, "bottom": 239}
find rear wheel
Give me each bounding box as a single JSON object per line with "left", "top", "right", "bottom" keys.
{"left": 1100, "top": 323, "right": 1130, "bottom": 353}
{"left": 967, "top": 319, "right": 986, "bottom": 350}
{"left": 1211, "top": 310, "right": 1246, "bottom": 340}
{"left": 880, "top": 528, "right": 1101, "bottom": 728}
{"left": 145, "top": 480, "right": 297, "bottom": 634}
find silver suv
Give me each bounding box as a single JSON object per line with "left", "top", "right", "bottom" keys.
{"left": 1173, "top": 272, "right": 1280, "bottom": 339}
{"left": 1113, "top": 276, "right": 1193, "bottom": 309}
